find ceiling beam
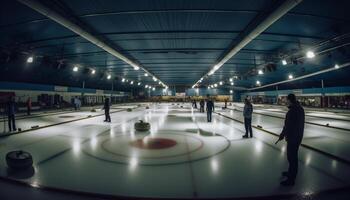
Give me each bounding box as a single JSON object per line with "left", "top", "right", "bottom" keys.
{"left": 17, "top": 0, "right": 168, "bottom": 88}
{"left": 193, "top": 0, "right": 303, "bottom": 88}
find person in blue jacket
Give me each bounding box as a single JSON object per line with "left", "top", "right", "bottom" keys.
{"left": 206, "top": 95, "right": 214, "bottom": 122}
{"left": 242, "top": 98, "right": 253, "bottom": 138}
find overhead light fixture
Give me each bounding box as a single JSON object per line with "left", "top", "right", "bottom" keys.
{"left": 288, "top": 74, "right": 293, "bottom": 79}
{"left": 144, "top": 73, "right": 148, "bottom": 77}
{"left": 145, "top": 85, "right": 148, "bottom": 88}
{"left": 258, "top": 69, "right": 264, "bottom": 75}
{"left": 122, "top": 78, "right": 125, "bottom": 82}
{"left": 153, "top": 77, "right": 157, "bottom": 81}
{"left": 73, "top": 66, "right": 78, "bottom": 72}
{"left": 26, "top": 56, "right": 34, "bottom": 63}
{"left": 207, "top": 86, "right": 210, "bottom": 89}
{"left": 138, "top": 82, "right": 141, "bottom": 85}
{"left": 91, "top": 69, "right": 96, "bottom": 74}
{"left": 214, "top": 83, "right": 218, "bottom": 87}
{"left": 107, "top": 74, "right": 111, "bottom": 79}
{"left": 130, "top": 81, "right": 134, "bottom": 85}
{"left": 229, "top": 78, "right": 233, "bottom": 82}
{"left": 230, "top": 90, "right": 233, "bottom": 94}
{"left": 256, "top": 80, "right": 261, "bottom": 85}
{"left": 134, "top": 66, "right": 139, "bottom": 70}
{"left": 231, "top": 82, "right": 234, "bottom": 86}
{"left": 219, "top": 81, "right": 223, "bottom": 85}
{"left": 282, "top": 59, "right": 287, "bottom": 65}
{"left": 152, "top": 87, "right": 155, "bottom": 91}
{"left": 335, "top": 64, "right": 339, "bottom": 69}
{"left": 306, "top": 50, "right": 315, "bottom": 58}
{"left": 159, "top": 81, "right": 161, "bottom": 85}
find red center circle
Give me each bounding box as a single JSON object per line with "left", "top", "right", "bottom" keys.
{"left": 130, "top": 138, "right": 177, "bottom": 149}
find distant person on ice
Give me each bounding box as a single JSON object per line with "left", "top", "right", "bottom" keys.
{"left": 199, "top": 99, "right": 205, "bottom": 113}
{"left": 26, "top": 97, "right": 31, "bottom": 115}
{"left": 278, "top": 93, "right": 305, "bottom": 186}
{"left": 206, "top": 95, "right": 214, "bottom": 122}
{"left": 242, "top": 98, "right": 253, "bottom": 138}
{"left": 103, "top": 98, "right": 111, "bottom": 122}
{"left": 192, "top": 99, "right": 197, "bottom": 109}
{"left": 6, "top": 96, "right": 16, "bottom": 132}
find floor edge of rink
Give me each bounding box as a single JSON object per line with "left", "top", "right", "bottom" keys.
{"left": 1, "top": 175, "right": 350, "bottom": 200}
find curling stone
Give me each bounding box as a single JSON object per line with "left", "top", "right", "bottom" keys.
{"left": 91, "top": 108, "right": 97, "bottom": 112}
{"left": 127, "top": 108, "right": 132, "bottom": 112}
{"left": 6, "top": 150, "right": 33, "bottom": 170}
{"left": 134, "top": 120, "right": 150, "bottom": 131}
{"left": 146, "top": 106, "right": 150, "bottom": 109}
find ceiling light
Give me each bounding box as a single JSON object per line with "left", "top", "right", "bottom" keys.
{"left": 258, "top": 69, "right": 264, "bottom": 75}
{"left": 231, "top": 82, "right": 234, "bottom": 85}
{"left": 335, "top": 64, "right": 339, "bottom": 69}
{"left": 256, "top": 80, "right": 260, "bottom": 85}
{"left": 27, "top": 56, "right": 34, "bottom": 63}
{"left": 207, "top": 86, "right": 210, "bottom": 89}
{"left": 214, "top": 83, "right": 218, "bottom": 87}
{"left": 152, "top": 87, "right": 155, "bottom": 91}
{"left": 107, "top": 74, "right": 111, "bottom": 79}
{"left": 219, "top": 81, "right": 223, "bottom": 85}
{"left": 145, "top": 85, "right": 148, "bottom": 88}
{"left": 288, "top": 74, "right": 293, "bottom": 79}
{"left": 91, "top": 69, "right": 96, "bottom": 74}
{"left": 230, "top": 90, "right": 233, "bottom": 94}
{"left": 153, "top": 77, "right": 157, "bottom": 81}
{"left": 306, "top": 50, "right": 315, "bottom": 58}
{"left": 138, "top": 82, "right": 141, "bottom": 85}
{"left": 229, "top": 78, "right": 233, "bottom": 82}
{"left": 282, "top": 59, "right": 287, "bottom": 65}
{"left": 144, "top": 73, "right": 148, "bottom": 77}
{"left": 122, "top": 78, "right": 125, "bottom": 82}
{"left": 73, "top": 66, "right": 78, "bottom": 72}
{"left": 134, "top": 66, "right": 139, "bottom": 70}
{"left": 130, "top": 81, "right": 134, "bottom": 85}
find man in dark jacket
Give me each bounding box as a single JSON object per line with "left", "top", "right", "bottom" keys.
{"left": 206, "top": 95, "right": 215, "bottom": 122}
{"left": 199, "top": 100, "right": 205, "bottom": 113}
{"left": 242, "top": 98, "right": 253, "bottom": 138}
{"left": 103, "top": 98, "right": 111, "bottom": 122}
{"left": 278, "top": 94, "right": 305, "bottom": 186}
{"left": 6, "top": 96, "right": 16, "bottom": 132}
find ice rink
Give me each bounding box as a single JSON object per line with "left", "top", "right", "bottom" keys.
{"left": 1, "top": 103, "right": 350, "bottom": 199}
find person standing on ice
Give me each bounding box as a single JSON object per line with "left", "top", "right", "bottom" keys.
{"left": 26, "top": 97, "right": 32, "bottom": 115}
{"left": 199, "top": 99, "right": 205, "bottom": 113}
{"left": 103, "top": 98, "right": 111, "bottom": 122}
{"left": 278, "top": 93, "right": 305, "bottom": 186}
{"left": 6, "top": 96, "right": 17, "bottom": 132}
{"left": 206, "top": 95, "right": 214, "bottom": 122}
{"left": 242, "top": 98, "right": 253, "bottom": 138}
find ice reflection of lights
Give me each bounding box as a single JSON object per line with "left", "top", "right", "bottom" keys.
{"left": 30, "top": 181, "right": 40, "bottom": 188}
{"left": 332, "top": 160, "right": 337, "bottom": 168}
{"left": 281, "top": 145, "right": 286, "bottom": 154}
{"left": 121, "top": 123, "right": 126, "bottom": 133}
{"left": 129, "top": 157, "right": 138, "bottom": 171}
{"left": 305, "top": 155, "right": 312, "bottom": 165}
{"left": 254, "top": 141, "right": 263, "bottom": 153}
{"left": 90, "top": 137, "right": 97, "bottom": 149}
{"left": 73, "top": 140, "right": 81, "bottom": 154}
{"left": 211, "top": 159, "right": 219, "bottom": 174}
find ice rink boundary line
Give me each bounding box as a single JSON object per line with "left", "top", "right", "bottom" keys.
{"left": 214, "top": 111, "right": 350, "bottom": 166}
{"left": 227, "top": 107, "right": 350, "bottom": 132}
{"left": 0, "top": 108, "right": 129, "bottom": 138}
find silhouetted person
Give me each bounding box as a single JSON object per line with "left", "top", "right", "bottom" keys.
{"left": 26, "top": 97, "right": 31, "bottom": 115}
{"left": 224, "top": 99, "right": 227, "bottom": 108}
{"left": 192, "top": 100, "right": 197, "bottom": 109}
{"left": 278, "top": 94, "right": 305, "bottom": 186}
{"left": 103, "top": 98, "right": 111, "bottom": 122}
{"left": 206, "top": 95, "right": 214, "bottom": 122}
{"left": 242, "top": 98, "right": 253, "bottom": 138}
{"left": 199, "top": 99, "right": 205, "bottom": 113}
{"left": 6, "top": 96, "right": 16, "bottom": 132}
